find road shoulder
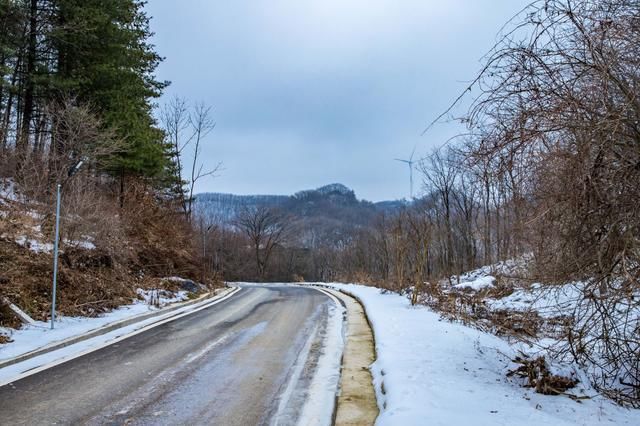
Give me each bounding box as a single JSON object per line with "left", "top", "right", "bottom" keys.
{"left": 323, "top": 288, "right": 379, "bottom": 426}
{"left": 0, "top": 286, "right": 239, "bottom": 372}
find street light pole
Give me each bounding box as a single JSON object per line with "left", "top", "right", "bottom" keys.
{"left": 50, "top": 183, "right": 62, "bottom": 329}
{"left": 50, "top": 159, "right": 84, "bottom": 330}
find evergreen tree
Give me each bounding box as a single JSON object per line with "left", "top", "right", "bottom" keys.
{"left": 51, "top": 0, "right": 171, "bottom": 182}
{"left": 0, "top": 0, "right": 24, "bottom": 149}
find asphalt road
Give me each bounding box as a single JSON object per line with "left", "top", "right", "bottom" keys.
{"left": 0, "top": 285, "right": 336, "bottom": 426}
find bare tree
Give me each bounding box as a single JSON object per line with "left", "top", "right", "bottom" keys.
{"left": 234, "top": 206, "right": 291, "bottom": 281}
{"left": 420, "top": 148, "right": 458, "bottom": 279}
{"left": 186, "top": 102, "right": 219, "bottom": 220}
{"left": 160, "top": 96, "right": 191, "bottom": 214}
{"left": 161, "top": 97, "right": 219, "bottom": 221}
{"left": 450, "top": 0, "right": 640, "bottom": 405}
{"left": 406, "top": 208, "right": 432, "bottom": 305}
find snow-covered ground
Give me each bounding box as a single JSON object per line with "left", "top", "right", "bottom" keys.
{"left": 453, "top": 275, "right": 496, "bottom": 291}
{"left": 0, "top": 288, "right": 236, "bottom": 387}
{"left": 327, "top": 283, "right": 639, "bottom": 426}
{"left": 297, "top": 289, "right": 345, "bottom": 426}
{"left": 0, "top": 288, "right": 189, "bottom": 362}
{"left": 0, "top": 179, "right": 21, "bottom": 204}
{"left": 1, "top": 178, "right": 96, "bottom": 252}
{"left": 487, "top": 281, "right": 582, "bottom": 318}
{"left": 136, "top": 288, "right": 189, "bottom": 307}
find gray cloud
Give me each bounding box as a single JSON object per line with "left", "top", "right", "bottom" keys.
{"left": 147, "top": 0, "right": 529, "bottom": 201}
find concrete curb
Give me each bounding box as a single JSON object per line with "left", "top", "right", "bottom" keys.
{"left": 0, "top": 286, "right": 238, "bottom": 370}
{"left": 309, "top": 283, "right": 378, "bottom": 350}
{"left": 315, "top": 285, "right": 379, "bottom": 426}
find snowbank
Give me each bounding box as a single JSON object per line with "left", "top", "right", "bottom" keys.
{"left": 328, "top": 283, "right": 638, "bottom": 426}
{"left": 0, "top": 289, "right": 188, "bottom": 362}
{"left": 453, "top": 275, "right": 496, "bottom": 291}
{"left": 136, "top": 288, "right": 188, "bottom": 307}
{"left": 487, "top": 282, "right": 583, "bottom": 318}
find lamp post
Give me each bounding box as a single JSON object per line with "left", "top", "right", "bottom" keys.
{"left": 51, "top": 160, "right": 84, "bottom": 329}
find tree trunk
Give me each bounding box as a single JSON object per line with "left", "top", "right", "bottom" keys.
{"left": 17, "top": 0, "right": 38, "bottom": 170}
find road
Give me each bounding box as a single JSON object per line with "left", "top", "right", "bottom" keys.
{"left": 0, "top": 284, "right": 339, "bottom": 426}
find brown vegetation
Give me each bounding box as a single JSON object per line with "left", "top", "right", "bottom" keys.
{"left": 0, "top": 101, "right": 215, "bottom": 328}
{"left": 508, "top": 354, "right": 579, "bottom": 396}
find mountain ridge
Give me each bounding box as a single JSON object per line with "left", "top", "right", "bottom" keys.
{"left": 194, "top": 183, "right": 405, "bottom": 221}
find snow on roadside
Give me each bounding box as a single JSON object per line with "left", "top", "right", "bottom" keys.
{"left": 136, "top": 288, "right": 188, "bottom": 307}
{"left": 0, "top": 289, "right": 188, "bottom": 362}
{"left": 327, "top": 283, "right": 638, "bottom": 426}
{"left": 297, "top": 291, "right": 345, "bottom": 426}
{"left": 0, "top": 288, "right": 236, "bottom": 387}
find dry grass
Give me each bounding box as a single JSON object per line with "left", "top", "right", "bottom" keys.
{"left": 0, "top": 177, "right": 218, "bottom": 328}
{"left": 508, "top": 353, "right": 578, "bottom": 396}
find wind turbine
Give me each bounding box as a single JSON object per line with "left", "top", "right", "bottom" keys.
{"left": 395, "top": 146, "right": 417, "bottom": 199}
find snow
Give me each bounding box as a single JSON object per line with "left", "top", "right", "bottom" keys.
{"left": 0, "top": 288, "right": 237, "bottom": 386}
{"left": 14, "top": 235, "right": 54, "bottom": 253}
{"left": 136, "top": 288, "right": 189, "bottom": 307}
{"left": 2, "top": 179, "right": 96, "bottom": 252}
{"left": 297, "top": 290, "right": 345, "bottom": 426}
{"left": 326, "top": 283, "right": 639, "bottom": 426}
{"left": 456, "top": 256, "right": 532, "bottom": 282}
{"left": 0, "top": 179, "right": 20, "bottom": 204}
{"left": 14, "top": 234, "right": 97, "bottom": 253}
{"left": 0, "top": 303, "right": 149, "bottom": 361}
{"left": 66, "top": 237, "right": 97, "bottom": 250}
{"left": 454, "top": 275, "right": 496, "bottom": 291}
{"left": 0, "top": 289, "right": 188, "bottom": 362}
{"left": 487, "top": 282, "right": 583, "bottom": 319}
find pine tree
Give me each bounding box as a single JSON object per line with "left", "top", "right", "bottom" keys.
{"left": 51, "top": 0, "right": 171, "bottom": 183}
{"left": 0, "top": 0, "right": 24, "bottom": 150}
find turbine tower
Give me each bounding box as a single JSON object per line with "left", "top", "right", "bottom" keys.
{"left": 395, "top": 146, "right": 417, "bottom": 199}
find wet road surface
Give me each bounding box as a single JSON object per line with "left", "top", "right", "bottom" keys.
{"left": 0, "top": 285, "right": 335, "bottom": 426}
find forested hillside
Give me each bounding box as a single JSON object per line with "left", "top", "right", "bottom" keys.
{"left": 0, "top": 0, "right": 210, "bottom": 327}
{"left": 195, "top": 183, "right": 405, "bottom": 282}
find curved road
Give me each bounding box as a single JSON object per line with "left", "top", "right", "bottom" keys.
{"left": 0, "top": 285, "right": 339, "bottom": 426}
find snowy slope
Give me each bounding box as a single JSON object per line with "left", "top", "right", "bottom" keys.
{"left": 328, "top": 283, "right": 638, "bottom": 426}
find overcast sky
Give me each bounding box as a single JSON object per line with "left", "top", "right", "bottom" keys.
{"left": 146, "top": 1, "right": 529, "bottom": 202}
